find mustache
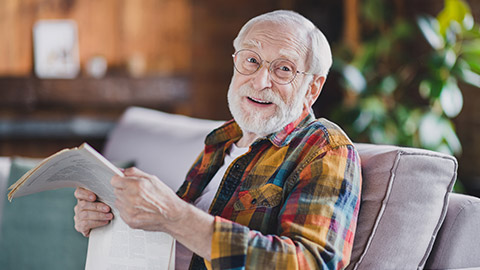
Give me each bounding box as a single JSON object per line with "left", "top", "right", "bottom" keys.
{"left": 236, "top": 84, "right": 285, "bottom": 105}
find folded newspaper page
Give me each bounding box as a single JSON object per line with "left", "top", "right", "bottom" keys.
{"left": 8, "top": 143, "right": 121, "bottom": 205}
{"left": 7, "top": 142, "right": 175, "bottom": 269}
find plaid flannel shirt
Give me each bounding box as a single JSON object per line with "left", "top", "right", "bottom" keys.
{"left": 177, "top": 110, "right": 362, "bottom": 270}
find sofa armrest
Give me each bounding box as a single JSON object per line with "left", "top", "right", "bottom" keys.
{"left": 425, "top": 193, "right": 480, "bottom": 269}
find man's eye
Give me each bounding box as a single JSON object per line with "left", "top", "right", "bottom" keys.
{"left": 247, "top": 57, "right": 259, "bottom": 64}
{"left": 280, "top": 66, "right": 291, "bottom": 72}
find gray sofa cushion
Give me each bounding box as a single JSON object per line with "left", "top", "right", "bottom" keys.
{"left": 0, "top": 157, "right": 88, "bottom": 269}
{"left": 348, "top": 143, "right": 457, "bottom": 270}
{"left": 425, "top": 193, "right": 480, "bottom": 269}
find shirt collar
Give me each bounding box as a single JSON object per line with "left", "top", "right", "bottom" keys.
{"left": 205, "top": 109, "right": 314, "bottom": 148}
{"left": 266, "top": 109, "right": 314, "bottom": 147}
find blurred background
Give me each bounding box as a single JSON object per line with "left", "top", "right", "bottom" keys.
{"left": 0, "top": 0, "right": 479, "bottom": 196}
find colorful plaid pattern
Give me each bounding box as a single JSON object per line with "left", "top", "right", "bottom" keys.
{"left": 177, "top": 110, "right": 362, "bottom": 270}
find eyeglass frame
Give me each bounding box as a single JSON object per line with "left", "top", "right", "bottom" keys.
{"left": 232, "top": 49, "right": 315, "bottom": 85}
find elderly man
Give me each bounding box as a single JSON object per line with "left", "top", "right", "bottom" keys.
{"left": 74, "top": 10, "right": 361, "bottom": 270}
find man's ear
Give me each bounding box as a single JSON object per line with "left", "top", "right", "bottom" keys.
{"left": 304, "top": 75, "right": 326, "bottom": 108}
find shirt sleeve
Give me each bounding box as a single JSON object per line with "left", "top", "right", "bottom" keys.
{"left": 208, "top": 144, "right": 362, "bottom": 270}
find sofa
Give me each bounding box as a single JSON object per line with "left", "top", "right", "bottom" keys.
{"left": 1, "top": 106, "right": 479, "bottom": 270}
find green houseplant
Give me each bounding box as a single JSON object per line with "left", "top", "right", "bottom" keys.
{"left": 331, "top": 0, "right": 480, "bottom": 156}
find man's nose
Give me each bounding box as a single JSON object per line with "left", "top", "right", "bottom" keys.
{"left": 251, "top": 64, "right": 273, "bottom": 90}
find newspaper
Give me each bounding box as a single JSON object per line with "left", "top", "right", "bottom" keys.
{"left": 8, "top": 143, "right": 175, "bottom": 269}
{"left": 86, "top": 214, "right": 175, "bottom": 270}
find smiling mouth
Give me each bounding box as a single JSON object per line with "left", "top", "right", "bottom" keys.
{"left": 248, "top": 97, "right": 273, "bottom": 105}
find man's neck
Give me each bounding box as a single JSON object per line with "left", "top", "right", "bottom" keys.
{"left": 236, "top": 131, "right": 261, "bottom": 148}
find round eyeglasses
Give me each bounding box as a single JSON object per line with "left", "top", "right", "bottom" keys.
{"left": 232, "top": 49, "right": 313, "bottom": 85}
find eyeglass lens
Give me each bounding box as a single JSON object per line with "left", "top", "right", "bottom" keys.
{"left": 233, "top": 50, "right": 298, "bottom": 84}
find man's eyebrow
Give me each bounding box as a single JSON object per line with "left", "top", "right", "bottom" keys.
{"left": 278, "top": 48, "right": 300, "bottom": 62}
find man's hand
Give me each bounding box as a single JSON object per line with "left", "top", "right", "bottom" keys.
{"left": 111, "top": 167, "right": 214, "bottom": 260}
{"left": 73, "top": 187, "right": 113, "bottom": 237}
{"left": 110, "top": 167, "right": 185, "bottom": 232}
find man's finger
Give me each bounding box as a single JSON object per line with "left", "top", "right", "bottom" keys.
{"left": 124, "top": 167, "right": 152, "bottom": 178}
{"left": 74, "top": 187, "right": 96, "bottom": 201}
{"left": 77, "top": 200, "right": 111, "bottom": 213}
{"left": 75, "top": 219, "right": 110, "bottom": 237}
{"left": 79, "top": 210, "right": 113, "bottom": 221}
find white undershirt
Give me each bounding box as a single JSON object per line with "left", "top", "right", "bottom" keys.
{"left": 175, "top": 143, "right": 249, "bottom": 269}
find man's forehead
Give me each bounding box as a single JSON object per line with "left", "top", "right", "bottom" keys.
{"left": 240, "top": 21, "right": 307, "bottom": 61}
{"left": 241, "top": 38, "right": 303, "bottom": 62}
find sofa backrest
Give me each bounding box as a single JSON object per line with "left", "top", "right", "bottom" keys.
{"left": 104, "top": 106, "right": 458, "bottom": 269}
{"left": 103, "top": 106, "right": 224, "bottom": 191}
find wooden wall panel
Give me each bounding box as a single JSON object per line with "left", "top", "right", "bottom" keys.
{"left": 119, "top": 0, "right": 192, "bottom": 75}
{"left": 0, "top": 0, "right": 191, "bottom": 77}
{"left": 71, "top": 0, "right": 121, "bottom": 68}
{"left": 0, "top": 0, "right": 35, "bottom": 75}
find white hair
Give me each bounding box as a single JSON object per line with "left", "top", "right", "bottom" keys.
{"left": 233, "top": 10, "right": 333, "bottom": 77}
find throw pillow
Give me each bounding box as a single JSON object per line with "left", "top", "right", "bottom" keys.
{"left": 348, "top": 144, "right": 457, "bottom": 270}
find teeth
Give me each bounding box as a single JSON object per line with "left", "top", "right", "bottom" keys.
{"left": 249, "top": 97, "right": 272, "bottom": 104}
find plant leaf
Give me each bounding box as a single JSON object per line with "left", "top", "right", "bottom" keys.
{"left": 462, "top": 39, "right": 480, "bottom": 55}
{"left": 437, "top": 0, "right": 471, "bottom": 35}
{"left": 442, "top": 119, "right": 463, "bottom": 154}
{"left": 353, "top": 111, "right": 373, "bottom": 133}
{"left": 459, "top": 68, "right": 480, "bottom": 87}
{"left": 419, "top": 112, "right": 444, "bottom": 149}
{"left": 379, "top": 76, "right": 397, "bottom": 94}
{"left": 440, "top": 78, "right": 464, "bottom": 117}
{"left": 417, "top": 16, "right": 445, "bottom": 50}
{"left": 444, "top": 49, "right": 457, "bottom": 69}
{"left": 464, "top": 25, "right": 480, "bottom": 39}
{"left": 342, "top": 64, "right": 367, "bottom": 93}
{"left": 463, "top": 56, "right": 480, "bottom": 75}
{"left": 419, "top": 80, "right": 432, "bottom": 98}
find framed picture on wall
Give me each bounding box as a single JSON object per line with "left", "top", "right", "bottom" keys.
{"left": 33, "top": 20, "right": 80, "bottom": 79}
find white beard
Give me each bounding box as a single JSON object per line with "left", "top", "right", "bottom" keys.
{"left": 227, "top": 80, "right": 310, "bottom": 137}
